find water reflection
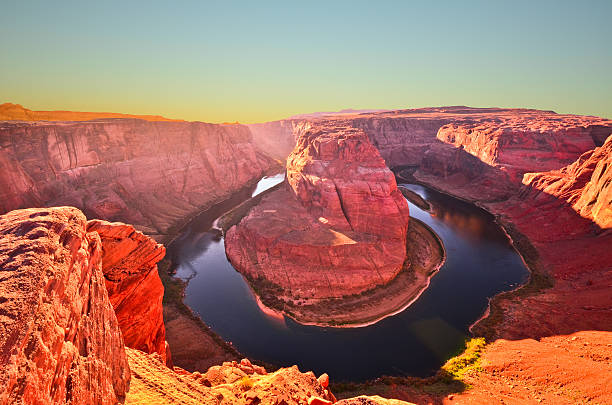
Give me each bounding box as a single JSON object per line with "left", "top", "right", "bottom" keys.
{"left": 168, "top": 179, "right": 528, "bottom": 381}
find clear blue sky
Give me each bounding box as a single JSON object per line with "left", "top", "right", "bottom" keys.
{"left": 1, "top": 0, "right": 610, "bottom": 122}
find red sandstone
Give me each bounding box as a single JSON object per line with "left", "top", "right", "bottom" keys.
{"left": 0, "top": 207, "right": 129, "bottom": 405}
{"left": 0, "top": 118, "right": 275, "bottom": 240}
{"left": 226, "top": 127, "right": 410, "bottom": 301}
{"left": 87, "top": 219, "right": 168, "bottom": 363}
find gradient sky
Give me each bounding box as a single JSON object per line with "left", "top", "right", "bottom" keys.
{"left": 1, "top": 0, "right": 611, "bottom": 123}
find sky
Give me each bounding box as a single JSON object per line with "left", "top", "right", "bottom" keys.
{"left": 1, "top": 0, "right": 611, "bottom": 123}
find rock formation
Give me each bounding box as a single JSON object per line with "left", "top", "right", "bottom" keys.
{"left": 125, "top": 349, "right": 340, "bottom": 405}
{"left": 0, "top": 207, "right": 130, "bottom": 405}
{"left": 226, "top": 127, "right": 410, "bottom": 303}
{"left": 87, "top": 220, "right": 168, "bottom": 363}
{"left": 523, "top": 134, "right": 612, "bottom": 229}
{"left": 0, "top": 118, "right": 275, "bottom": 240}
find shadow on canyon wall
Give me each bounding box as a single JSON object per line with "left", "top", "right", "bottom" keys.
{"left": 398, "top": 138, "right": 612, "bottom": 342}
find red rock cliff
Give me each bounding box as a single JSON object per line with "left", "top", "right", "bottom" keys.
{"left": 0, "top": 119, "right": 275, "bottom": 240}
{"left": 0, "top": 207, "right": 130, "bottom": 405}
{"left": 226, "top": 127, "right": 410, "bottom": 301}
{"left": 87, "top": 219, "right": 168, "bottom": 363}
{"left": 523, "top": 134, "right": 612, "bottom": 229}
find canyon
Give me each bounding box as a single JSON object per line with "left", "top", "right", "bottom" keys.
{"left": 0, "top": 113, "right": 276, "bottom": 242}
{"left": 0, "top": 105, "right": 611, "bottom": 404}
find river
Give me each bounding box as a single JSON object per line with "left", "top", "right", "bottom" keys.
{"left": 168, "top": 174, "right": 528, "bottom": 381}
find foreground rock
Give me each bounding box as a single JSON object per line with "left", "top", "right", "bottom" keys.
{"left": 0, "top": 118, "right": 275, "bottom": 241}
{"left": 125, "top": 349, "right": 339, "bottom": 405}
{"left": 87, "top": 220, "right": 169, "bottom": 363}
{"left": 454, "top": 331, "right": 612, "bottom": 404}
{"left": 0, "top": 207, "right": 129, "bottom": 405}
{"left": 226, "top": 127, "right": 410, "bottom": 309}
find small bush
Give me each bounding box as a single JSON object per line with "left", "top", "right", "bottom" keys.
{"left": 238, "top": 375, "right": 254, "bottom": 391}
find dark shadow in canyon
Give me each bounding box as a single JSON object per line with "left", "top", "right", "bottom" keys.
{"left": 394, "top": 138, "right": 612, "bottom": 343}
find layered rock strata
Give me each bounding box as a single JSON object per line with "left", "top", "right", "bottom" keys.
{"left": 0, "top": 119, "right": 275, "bottom": 240}
{"left": 523, "top": 134, "right": 612, "bottom": 229}
{"left": 0, "top": 207, "right": 130, "bottom": 405}
{"left": 87, "top": 220, "right": 168, "bottom": 362}
{"left": 226, "top": 127, "right": 410, "bottom": 302}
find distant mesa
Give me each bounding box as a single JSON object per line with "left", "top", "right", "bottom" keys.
{"left": 0, "top": 102, "right": 183, "bottom": 122}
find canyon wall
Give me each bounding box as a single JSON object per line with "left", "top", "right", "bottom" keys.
{"left": 226, "top": 127, "right": 410, "bottom": 302}
{"left": 0, "top": 207, "right": 130, "bottom": 405}
{"left": 87, "top": 220, "right": 169, "bottom": 363}
{"left": 523, "top": 134, "right": 612, "bottom": 229}
{"left": 247, "top": 119, "right": 308, "bottom": 161}
{"left": 0, "top": 119, "right": 276, "bottom": 240}
{"left": 280, "top": 108, "right": 612, "bottom": 338}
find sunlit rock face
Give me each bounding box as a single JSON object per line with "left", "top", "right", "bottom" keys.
{"left": 0, "top": 207, "right": 130, "bottom": 405}
{"left": 0, "top": 119, "right": 274, "bottom": 240}
{"left": 523, "top": 133, "right": 612, "bottom": 230}
{"left": 87, "top": 219, "right": 169, "bottom": 363}
{"left": 226, "top": 127, "right": 410, "bottom": 300}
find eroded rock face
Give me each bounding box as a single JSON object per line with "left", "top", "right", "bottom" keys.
{"left": 0, "top": 119, "right": 274, "bottom": 240}
{"left": 86, "top": 219, "right": 168, "bottom": 362}
{"left": 523, "top": 134, "right": 612, "bottom": 229}
{"left": 287, "top": 127, "right": 409, "bottom": 239}
{"left": 226, "top": 127, "right": 409, "bottom": 301}
{"left": 0, "top": 207, "right": 129, "bottom": 405}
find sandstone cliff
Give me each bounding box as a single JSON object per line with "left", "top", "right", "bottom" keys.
{"left": 226, "top": 127, "right": 410, "bottom": 304}
{"left": 87, "top": 220, "right": 168, "bottom": 363}
{"left": 0, "top": 119, "right": 275, "bottom": 240}
{"left": 0, "top": 207, "right": 130, "bottom": 405}
{"left": 523, "top": 134, "right": 612, "bottom": 229}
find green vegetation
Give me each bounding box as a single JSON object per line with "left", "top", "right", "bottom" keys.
{"left": 439, "top": 337, "right": 486, "bottom": 383}
{"left": 238, "top": 375, "right": 254, "bottom": 391}
{"left": 332, "top": 337, "right": 487, "bottom": 398}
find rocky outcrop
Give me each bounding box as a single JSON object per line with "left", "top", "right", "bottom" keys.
{"left": 448, "top": 331, "right": 612, "bottom": 404}
{"left": 0, "top": 207, "right": 130, "bottom": 405}
{"left": 226, "top": 127, "right": 410, "bottom": 303}
{"left": 436, "top": 115, "right": 608, "bottom": 181}
{"left": 86, "top": 220, "right": 168, "bottom": 363}
{"left": 125, "top": 349, "right": 340, "bottom": 405}
{"left": 0, "top": 119, "right": 275, "bottom": 240}
{"left": 523, "top": 134, "right": 612, "bottom": 229}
